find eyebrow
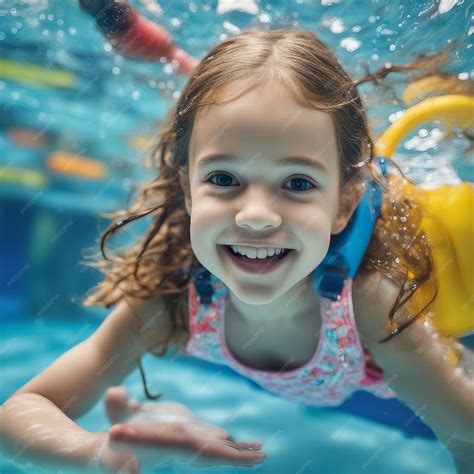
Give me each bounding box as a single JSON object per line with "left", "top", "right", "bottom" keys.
{"left": 197, "top": 153, "right": 327, "bottom": 172}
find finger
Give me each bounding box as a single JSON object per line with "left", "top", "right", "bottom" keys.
{"left": 109, "top": 426, "right": 167, "bottom": 449}
{"left": 227, "top": 441, "right": 263, "bottom": 450}
{"left": 110, "top": 422, "right": 181, "bottom": 445}
{"left": 110, "top": 424, "right": 137, "bottom": 439}
{"left": 193, "top": 450, "right": 267, "bottom": 468}
{"left": 189, "top": 438, "right": 267, "bottom": 466}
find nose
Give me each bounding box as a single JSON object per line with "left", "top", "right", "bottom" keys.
{"left": 235, "top": 185, "right": 282, "bottom": 230}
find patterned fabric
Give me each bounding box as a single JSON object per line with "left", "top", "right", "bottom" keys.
{"left": 184, "top": 271, "right": 397, "bottom": 406}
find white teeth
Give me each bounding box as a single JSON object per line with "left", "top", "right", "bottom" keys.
{"left": 230, "top": 245, "right": 286, "bottom": 259}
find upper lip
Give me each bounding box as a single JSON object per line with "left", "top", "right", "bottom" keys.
{"left": 222, "top": 242, "right": 293, "bottom": 249}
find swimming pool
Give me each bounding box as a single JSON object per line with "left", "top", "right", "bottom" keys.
{"left": 1, "top": 0, "right": 473, "bottom": 473}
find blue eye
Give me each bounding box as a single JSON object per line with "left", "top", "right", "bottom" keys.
{"left": 284, "top": 177, "right": 318, "bottom": 192}
{"left": 205, "top": 173, "right": 319, "bottom": 193}
{"left": 205, "top": 173, "right": 236, "bottom": 187}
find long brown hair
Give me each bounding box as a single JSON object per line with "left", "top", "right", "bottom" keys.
{"left": 82, "top": 28, "right": 462, "bottom": 398}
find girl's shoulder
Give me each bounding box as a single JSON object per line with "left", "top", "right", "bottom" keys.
{"left": 137, "top": 290, "right": 191, "bottom": 357}
{"left": 352, "top": 269, "right": 431, "bottom": 350}
{"left": 352, "top": 269, "right": 402, "bottom": 348}
{"left": 122, "top": 294, "right": 175, "bottom": 356}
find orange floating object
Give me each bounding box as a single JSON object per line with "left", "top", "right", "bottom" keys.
{"left": 47, "top": 151, "right": 107, "bottom": 180}
{"left": 7, "top": 127, "right": 49, "bottom": 149}
{"left": 128, "top": 134, "right": 153, "bottom": 150}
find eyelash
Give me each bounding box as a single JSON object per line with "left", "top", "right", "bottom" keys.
{"left": 204, "top": 172, "right": 320, "bottom": 193}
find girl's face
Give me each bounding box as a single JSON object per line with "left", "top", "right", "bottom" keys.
{"left": 181, "top": 85, "right": 363, "bottom": 310}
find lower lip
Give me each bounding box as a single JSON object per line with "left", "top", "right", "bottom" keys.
{"left": 221, "top": 245, "right": 293, "bottom": 274}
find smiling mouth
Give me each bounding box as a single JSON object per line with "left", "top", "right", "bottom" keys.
{"left": 223, "top": 245, "right": 292, "bottom": 261}
{"left": 220, "top": 244, "right": 294, "bottom": 274}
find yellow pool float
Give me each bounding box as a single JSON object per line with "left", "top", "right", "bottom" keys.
{"left": 375, "top": 95, "right": 474, "bottom": 339}
{"left": 402, "top": 74, "right": 473, "bottom": 103}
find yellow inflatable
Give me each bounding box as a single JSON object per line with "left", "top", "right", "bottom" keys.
{"left": 375, "top": 95, "right": 474, "bottom": 339}
{"left": 402, "top": 74, "right": 473, "bottom": 103}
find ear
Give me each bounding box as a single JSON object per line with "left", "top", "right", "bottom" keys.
{"left": 331, "top": 181, "right": 366, "bottom": 235}
{"left": 178, "top": 166, "right": 192, "bottom": 215}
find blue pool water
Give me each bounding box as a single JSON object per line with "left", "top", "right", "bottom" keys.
{"left": 1, "top": 0, "right": 473, "bottom": 473}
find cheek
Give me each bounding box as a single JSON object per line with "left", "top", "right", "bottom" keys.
{"left": 189, "top": 214, "right": 202, "bottom": 251}
{"left": 293, "top": 206, "right": 332, "bottom": 238}
{"left": 189, "top": 197, "right": 222, "bottom": 226}
{"left": 188, "top": 202, "right": 220, "bottom": 249}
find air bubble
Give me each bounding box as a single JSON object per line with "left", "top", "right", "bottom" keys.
{"left": 452, "top": 367, "right": 464, "bottom": 378}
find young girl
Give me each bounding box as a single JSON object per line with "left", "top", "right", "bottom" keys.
{"left": 1, "top": 28, "right": 473, "bottom": 474}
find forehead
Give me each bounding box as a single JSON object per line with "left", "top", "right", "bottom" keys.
{"left": 189, "top": 86, "right": 338, "bottom": 167}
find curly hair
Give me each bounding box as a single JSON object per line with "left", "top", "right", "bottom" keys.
{"left": 81, "top": 27, "right": 460, "bottom": 399}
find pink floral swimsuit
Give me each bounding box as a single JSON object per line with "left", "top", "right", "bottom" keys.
{"left": 184, "top": 272, "right": 397, "bottom": 406}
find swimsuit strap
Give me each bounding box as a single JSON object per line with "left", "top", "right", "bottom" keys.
{"left": 193, "top": 265, "right": 214, "bottom": 305}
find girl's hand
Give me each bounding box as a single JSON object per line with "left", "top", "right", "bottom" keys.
{"left": 106, "top": 419, "right": 266, "bottom": 470}
{"left": 97, "top": 400, "right": 266, "bottom": 471}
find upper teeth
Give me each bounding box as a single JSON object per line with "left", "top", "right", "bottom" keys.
{"left": 230, "top": 245, "right": 286, "bottom": 259}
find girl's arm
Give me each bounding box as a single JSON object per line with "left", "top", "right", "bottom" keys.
{"left": 353, "top": 272, "right": 474, "bottom": 444}
{"left": 0, "top": 295, "right": 169, "bottom": 472}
